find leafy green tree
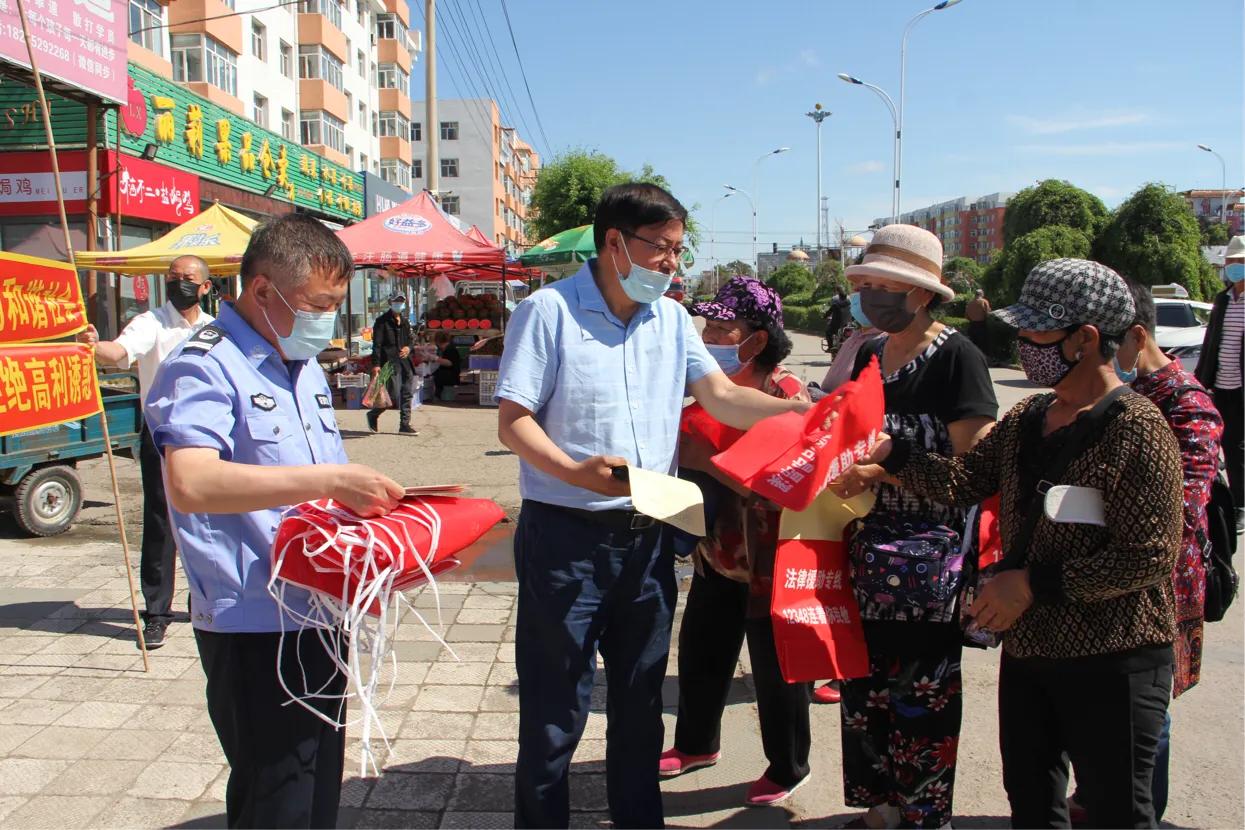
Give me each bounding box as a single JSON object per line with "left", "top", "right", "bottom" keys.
{"left": 1095, "top": 183, "right": 1220, "bottom": 300}
{"left": 988, "top": 225, "right": 1094, "bottom": 305}
{"left": 1198, "top": 216, "right": 1231, "bottom": 246}
{"left": 942, "top": 256, "right": 983, "bottom": 293}
{"left": 813, "top": 258, "right": 846, "bottom": 289}
{"left": 765, "top": 262, "right": 816, "bottom": 298}
{"left": 527, "top": 149, "right": 697, "bottom": 250}
{"left": 722, "top": 259, "right": 754, "bottom": 277}
{"left": 1003, "top": 180, "right": 1109, "bottom": 247}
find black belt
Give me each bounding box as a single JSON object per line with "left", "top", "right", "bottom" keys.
{"left": 532, "top": 501, "right": 656, "bottom": 531}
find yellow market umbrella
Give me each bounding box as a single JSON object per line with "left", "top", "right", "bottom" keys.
{"left": 74, "top": 203, "right": 258, "bottom": 276}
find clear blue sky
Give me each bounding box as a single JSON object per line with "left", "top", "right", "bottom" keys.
{"left": 429, "top": 0, "right": 1243, "bottom": 268}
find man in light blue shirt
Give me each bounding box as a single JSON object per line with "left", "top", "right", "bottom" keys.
{"left": 497, "top": 183, "right": 809, "bottom": 828}
{"left": 145, "top": 214, "right": 403, "bottom": 828}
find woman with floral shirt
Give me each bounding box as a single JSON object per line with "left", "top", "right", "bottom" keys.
{"left": 658, "top": 277, "right": 814, "bottom": 807}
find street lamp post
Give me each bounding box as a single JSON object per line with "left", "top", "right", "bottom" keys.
{"left": 806, "top": 105, "right": 831, "bottom": 259}
{"left": 723, "top": 184, "right": 756, "bottom": 274}
{"left": 710, "top": 192, "right": 733, "bottom": 282}
{"left": 838, "top": 73, "right": 899, "bottom": 224}
{"left": 1197, "top": 143, "right": 1229, "bottom": 223}
{"left": 897, "top": 0, "right": 963, "bottom": 219}
{"left": 751, "top": 147, "right": 790, "bottom": 273}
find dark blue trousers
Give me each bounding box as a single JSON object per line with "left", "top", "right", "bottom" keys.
{"left": 513, "top": 500, "right": 675, "bottom": 829}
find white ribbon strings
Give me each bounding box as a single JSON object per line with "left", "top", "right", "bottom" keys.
{"left": 268, "top": 498, "right": 457, "bottom": 777}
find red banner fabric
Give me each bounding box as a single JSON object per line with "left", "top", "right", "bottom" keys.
{"left": 0, "top": 252, "right": 88, "bottom": 344}
{"left": 711, "top": 358, "right": 885, "bottom": 511}
{"left": 0, "top": 343, "right": 103, "bottom": 436}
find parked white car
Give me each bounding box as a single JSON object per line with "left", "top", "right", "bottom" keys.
{"left": 1153, "top": 297, "right": 1212, "bottom": 372}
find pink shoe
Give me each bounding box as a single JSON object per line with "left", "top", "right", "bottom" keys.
{"left": 658, "top": 747, "right": 720, "bottom": 778}
{"left": 745, "top": 773, "right": 809, "bottom": 807}
{"left": 813, "top": 682, "right": 842, "bottom": 704}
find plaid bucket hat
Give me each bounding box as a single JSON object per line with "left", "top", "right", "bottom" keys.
{"left": 992, "top": 258, "right": 1135, "bottom": 336}
{"left": 690, "top": 277, "right": 784, "bottom": 330}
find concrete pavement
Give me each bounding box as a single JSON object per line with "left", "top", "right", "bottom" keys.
{"left": 1, "top": 328, "right": 1241, "bottom": 828}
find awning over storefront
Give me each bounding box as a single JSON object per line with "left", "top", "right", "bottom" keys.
{"left": 336, "top": 191, "right": 505, "bottom": 272}
{"left": 73, "top": 202, "right": 256, "bottom": 275}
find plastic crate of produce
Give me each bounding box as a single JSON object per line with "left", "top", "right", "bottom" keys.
{"left": 478, "top": 370, "right": 499, "bottom": 407}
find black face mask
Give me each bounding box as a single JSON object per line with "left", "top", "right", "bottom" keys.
{"left": 166, "top": 279, "right": 202, "bottom": 311}
{"left": 859, "top": 287, "right": 916, "bottom": 333}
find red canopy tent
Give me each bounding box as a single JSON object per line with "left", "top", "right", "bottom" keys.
{"left": 337, "top": 191, "right": 505, "bottom": 273}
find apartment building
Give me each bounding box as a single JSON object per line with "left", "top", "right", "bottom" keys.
{"left": 409, "top": 98, "right": 539, "bottom": 255}
{"left": 1182, "top": 188, "right": 1245, "bottom": 236}
{"left": 878, "top": 191, "right": 1013, "bottom": 264}
{"left": 128, "top": 0, "right": 420, "bottom": 180}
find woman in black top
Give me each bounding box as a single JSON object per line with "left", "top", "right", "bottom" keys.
{"left": 839, "top": 226, "right": 996, "bottom": 829}
{"left": 432, "top": 332, "right": 462, "bottom": 401}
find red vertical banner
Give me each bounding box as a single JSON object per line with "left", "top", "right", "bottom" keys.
{"left": 0, "top": 343, "right": 103, "bottom": 436}
{"left": 771, "top": 491, "right": 875, "bottom": 683}
{"left": 0, "top": 252, "right": 88, "bottom": 344}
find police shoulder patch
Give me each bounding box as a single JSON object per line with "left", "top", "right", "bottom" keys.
{"left": 182, "top": 324, "right": 226, "bottom": 353}
{"left": 250, "top": 393, "right": 277, "bottom": 411}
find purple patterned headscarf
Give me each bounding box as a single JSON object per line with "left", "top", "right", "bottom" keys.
{"left": 690, "top": 277, "right": 784, "bottom": 330}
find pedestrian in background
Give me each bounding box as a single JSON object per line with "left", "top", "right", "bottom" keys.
{"left": 77, "top": 254, "right": 214, "bottom": 649}
{"left": 965, "top": 289, "right": 991, "bottom": 358}
{"left": 835, "top": 258, "right": 1184, "bottom": 828}
{"left": 496, "top": 183, "right": 810, "bottom": 828}
{"left": 836, "top": 225, "right": 997, "bottom": 829}
{"left": 145, "top": 215, "right": 403, "bottom": 827}
{"left": 1196, "top": 235, "right": 1244, "bottom": 531}
{"left": 432, "top": 331, "right": 462, "bottom": 401}
{"left": 367, "top": 291, "right": 418, "bottom": 435}
{"left": 659, "top": 277, "right": 814, "bottom": 807}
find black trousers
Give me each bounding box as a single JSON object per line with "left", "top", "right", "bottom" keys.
{"left": 139, "top": 423, "right": 177, "bottom": 623}
{"left": 1213, "top": 387, "right": 1243, "bottom": 512}
{"left": 370, "top": 358, "right": 415, "bottom": 426}
{"left": 195, "top": 628, "right": 348, "bottom": 829}
{"left": 673, "top": 564, "right": 811, "bottom": 788}
{"left": 999, "top": 651, "right": 1171, "bottom": 829}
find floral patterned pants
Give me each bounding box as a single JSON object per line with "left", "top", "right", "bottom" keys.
{"left": 840, "top": 645, "right": 963, "bottom": 829}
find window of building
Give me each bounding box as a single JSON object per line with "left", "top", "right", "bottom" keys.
{"left": 441, "top": 196, "right": 460, "bottom": 215}
{"left": 360, "top": 153, "right": 368, "bottom": 171}
{"left": 129, "top": 0, "right": 164, "bottom": 57}
{"left": 345, "top": 145, "right": 354, "bottom": 169}
{"left": 357, "top": 49, "right": 366, "bottom": 76}
{"left": 379, "top": 159, "right": 412, "bottom": 190}
{"left": 252, "top": 94, "right": 268, "bottom": 126}
{"left": 299, "top": 0, "right": 342, "bottom": 30}
{"left": 281, "top": 109, "right": 295, "bottom": 140}
{"left": 298, "top": 45, "right": 344, "bottom": 91}
{"left": 412, "top": 159, "right": 422, "bottom": 179}
{"left": 251, "top": 21, "right": 266, "bottom": 61}
{"left": 376, "top": 63, "right": 410, "bottom": 96}
{"left": 377, "top": 111, "right": 411, "bottom": 138}
{"left": 411, "top": 122, "right": 422, "bottom": 142}
{"left": 357, "top": 101, "right": 368, "bottom": 130}
{"left": 375, "top": 13, "right": 407, "bottom": 42}
{"left": 441, "top": 158, "right": 459, "bottom": 178}
{"left": 279, "top": 41, "right": 293, "bottom": 79}
{"left": 300, "top": 110, "right": 347, "bottom": 154}
{"left": 440, "top": 121, "right": 459, "bottom": 141}
{"left": 357, "top": 0, "right": 366, "bottom": 26}
{"left": 172, "top": 35, "right": 238, "bottom": 96}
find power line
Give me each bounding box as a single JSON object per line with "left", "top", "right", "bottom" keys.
{"left": 442, "top": 0, "right": 516, "bottom": 129}
{"left": 413, "top": 1, "right": 494, "bottom": 145}
{"left": 130, "top": 0, "right": 301, "bottom": 35}
{"left": 498, "top": 0, "right": 552, "bottom": 154}
{"left": 466, "top": 0, "right": 540, "bottom": 153}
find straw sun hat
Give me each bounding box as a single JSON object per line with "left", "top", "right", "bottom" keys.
{"left": 844, "top": 224, "right": 953, "bottom": 301}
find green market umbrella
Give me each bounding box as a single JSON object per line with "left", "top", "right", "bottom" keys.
{"left": 519, "top": 225, "right": 595, "bottom": 271}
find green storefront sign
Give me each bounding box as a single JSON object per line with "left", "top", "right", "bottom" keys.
{"left": 0, "top": 62, "right": 363, "bottom": 223}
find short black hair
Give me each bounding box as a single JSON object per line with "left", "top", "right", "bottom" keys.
{"left": 1126, "top": 279, "right": 1156, "bottom": 335}
{"left": 241, "top": 213, "right": 353, "bottom": 287}
{"left": 1063, "top": 323, "right": 1124, "bottom": 360}
{"left": 593, "top": 183, "right": 688, "bottom": 251}
{"left": 741, "top": 319, "right": 792, "bottom": 371}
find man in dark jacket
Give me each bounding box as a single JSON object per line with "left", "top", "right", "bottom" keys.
{"left": 1196, "top": 235, "right": 1244, "bottom": 528}
{"left": 367, "top": 292, "right": 418, "bottom": 435}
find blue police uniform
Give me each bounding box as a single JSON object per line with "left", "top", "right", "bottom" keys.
{"left": 144, "top": 302, "right": 349, "bottom": 828}
{"left": 496, "top": 261, "right": 718, "bottom": 829}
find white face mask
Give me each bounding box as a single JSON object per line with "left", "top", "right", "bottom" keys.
{"left": 263, "top": 282, "right": 338, "bottom": 360}
{"left": 612, "top": 238, "right": 674, "bottom": 304}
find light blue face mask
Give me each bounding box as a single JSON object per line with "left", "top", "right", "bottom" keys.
{"left": 1226, "top": 262, "right": 1245, "bottom": 284}
{"left": 390, "top": 303, "right": 406, "bottom": 314}
{"left": 264, "top": 283, "right": 338, "bottom": 361}
{"left": 613, "top": 238, "right": 674, "bottom": 304}
{"left": 704, "top": 333, "right": 756, "bottom": 377}
{"left": 849, "top": 292, "right": 871, "bottom": 327}
{"left": 1113, "top": 355, "right": 1138, "bottom": 384}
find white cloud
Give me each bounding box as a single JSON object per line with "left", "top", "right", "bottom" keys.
{"left": 1007, "top": 110, "right": 1151, "bottom": 135}
{"left": 1014, "top": 141, "right": 1187, "bottom": 157}
{"left": 846, "top": 160, "right": 885, "bottom": 174}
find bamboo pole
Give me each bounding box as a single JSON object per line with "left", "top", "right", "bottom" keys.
{"left": 16, "top": 0, "right": 148, "bottom": 671}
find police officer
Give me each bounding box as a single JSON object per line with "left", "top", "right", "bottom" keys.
{"left": 367, "top": 291, "right": 418, "bottom": 434}
{"left": 145, "top": 214, "right": 403, "bottom": 828}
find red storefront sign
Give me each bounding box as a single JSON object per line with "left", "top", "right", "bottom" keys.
{"left": 0, "top": 343, "right": 102, "bottom": 436}
{"left": 0, "top": 251, "right": 87, "bottom": 344}
{"left": 0, "top": 150, "right": 199, "bottom": 222}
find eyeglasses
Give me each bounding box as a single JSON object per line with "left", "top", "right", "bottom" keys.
{"left": 622, "top": 230, "right": 687, "bottom": 262}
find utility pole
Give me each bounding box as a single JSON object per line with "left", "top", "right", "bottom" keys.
{"left": 805, "top": 105, "right": 830, "bottom": 259}
{"left": 426, "top": 0, "right": 439, "bottom": 199}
